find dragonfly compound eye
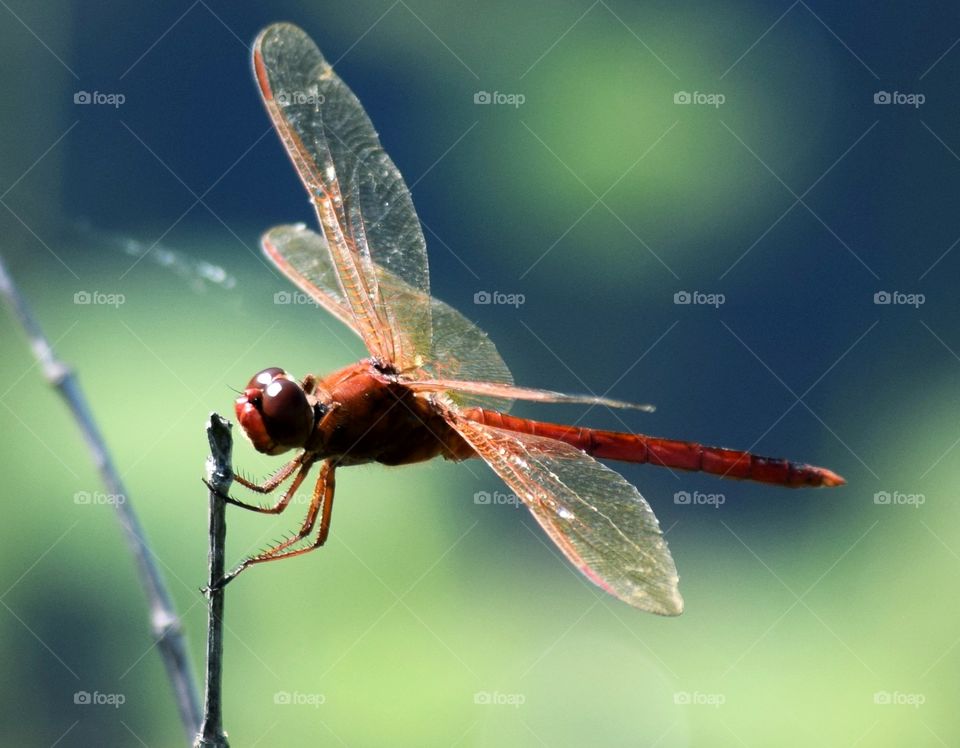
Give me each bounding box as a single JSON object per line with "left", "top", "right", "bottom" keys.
{"left": 236, "top": 369, "right": 313, "bottom": 454}
{"left": 260, "top": 378, "right": 313, "bottom": 443}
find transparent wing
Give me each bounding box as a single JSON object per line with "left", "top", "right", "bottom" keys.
{"left": 448, "top": 414, "right": 683, "bottom": 615}
{"left": 253, "top": 23, "right": 430, "bottom": 368}
{"left": 406, "top": 379, "right": 654, "bottom": 411}
{"left": 421, "top": 295, "right": 514, "bottom": 410}
{"left": 254, "top": 26, "right": 627, "bottom": 414}
{"left": 262, "top": 224, "right": 359, "bottom": 336}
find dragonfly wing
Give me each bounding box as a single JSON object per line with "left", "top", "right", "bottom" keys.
{"left": 262, "top": 224, "right": 359, "bottom": 336}
{"left": 448, "top": 414, "right": 683, "bottom": 615}
{"left": 422, "top": 296, "right": 514, "bottom": 410}
{"left": 254, "top": 23, "right": 431, "bottom": 368}
{"left": 406, "top": 379, "right": 653, "bottom": 411}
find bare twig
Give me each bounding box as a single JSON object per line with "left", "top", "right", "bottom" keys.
{"left": 195, "top": 414, "right": 232, "bottom": 748}
{"left": 0, "top": 253, "right": 202, "bottom": 742}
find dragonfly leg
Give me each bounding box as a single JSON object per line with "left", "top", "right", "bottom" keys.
{"left": 206, "top": 454, "right": 317, "bottom": 514}
{"left": 215, "top": 460, "right": 336, "bottom": 588}
{"left": 233, "top": 455, "right": 302, "bottom": 494}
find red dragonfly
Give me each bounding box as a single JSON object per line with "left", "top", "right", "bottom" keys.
{"left": 219, "top": 23, "right": 843, "bottom": 615}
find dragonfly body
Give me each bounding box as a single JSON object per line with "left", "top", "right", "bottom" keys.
{"left": 237, "top": 358, "right": 842, "bottom": 482}
{"left": 218, "top": 23, "right": 845, "bottom": 615}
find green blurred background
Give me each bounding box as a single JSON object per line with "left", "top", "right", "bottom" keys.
{"left": 1, "top": 2, "right": 958, "bottom": 746}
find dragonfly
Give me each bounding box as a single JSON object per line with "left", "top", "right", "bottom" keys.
{"left": 217, "top": 23, "right": 844, "bottom": 615}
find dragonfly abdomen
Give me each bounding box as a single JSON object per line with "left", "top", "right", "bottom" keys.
{"left": 462, "top": 408, "right": 844, "bottom": 488}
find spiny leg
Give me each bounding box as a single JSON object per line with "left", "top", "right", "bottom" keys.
{"left": 216, "top": 460, "right": 336, "bottom": 588}
{"left": 249, "top": 461, "right": 336, "bottom": 561}
{"left": 233, "top": 456, "right": 302, "bottom": 494}
{"left": 212, "top": 454, "right": 317, "bottom": 514}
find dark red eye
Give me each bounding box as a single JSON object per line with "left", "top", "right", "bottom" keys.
{"left": 236, "top": 368, "right": 314, "bottom": 454}
{"left": 259, "top": 377, "right": 313, "bottom": 444}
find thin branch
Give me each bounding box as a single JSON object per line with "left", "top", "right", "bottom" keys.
{"left": 196, "top": 414, "right": 232, "bottom": 748}
{"left": 0, "top": 253, "right": 202, "bottom": 741}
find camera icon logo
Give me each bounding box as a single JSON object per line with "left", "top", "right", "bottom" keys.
{"left": 274, "top": 291, "right": 292, "bottom": 304}
{"left": 873, "top": 291, "right": 891, "bottom": 305}
{"left": 474, "top": 91, "right": 492, "bottom": 104}
{"left": 673, "top": 91, "right": 691, "bottom": 104}
{"left": 873, "top": 91, "right": 891, "bottom": 104}
{"left": 674, "top": 491, "right": 691, "bottom": 505}
{"left": 874, "top": 491, "right": 891, "bottom": 505}
{"left": 673, "top": 290, "right": 691, "bottom": 305}
{"left": 74, "top": 691, "right": 92, "bottom": 704}
{"left": 74, "top": 91, "right": 91, "bottom": 104}
{"left": 474, "top": 491, "right": 491, "bottom": 505}
{"left": 74, "top": 290, "right": 91, "bottom": 304}
{"left": 474, "top": 290, "right": 492, "bottom": 304}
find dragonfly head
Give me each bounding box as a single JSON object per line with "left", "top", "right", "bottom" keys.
{"left": 236, "top": 367, "right": 316, "bottom": 455}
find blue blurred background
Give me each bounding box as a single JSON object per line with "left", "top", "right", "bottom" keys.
{"left": 1, "top": 1, "right": 958, "bottom": 745}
